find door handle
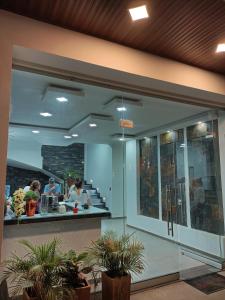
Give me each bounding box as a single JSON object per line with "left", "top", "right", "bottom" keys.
{"left": 166, "top": 184, "right": 174, "bottom": 236}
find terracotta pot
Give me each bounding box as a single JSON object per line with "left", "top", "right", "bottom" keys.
{"left": 26, "top": 199, "right": 37, "bottom": 217}
{"left": 23, "top": 289, "right": 38, "bottom": 300}
{"left": 102, "top": 272, "right": 131, "bottom": 300}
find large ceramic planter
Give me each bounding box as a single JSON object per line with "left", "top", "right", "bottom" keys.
{"left": 102, "top": 272, "right": 131, "bottom": 300}
{"left": 63, "top": 280, "right": 91, "bottom": 300}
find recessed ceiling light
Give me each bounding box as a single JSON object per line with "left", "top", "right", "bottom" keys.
{"left": 197, "top": 121, "right": 203, "bottom": 125}
{"left": 72, "top": 134, "right": 79, "bottom": 137}
{"left": 167, "top": 130, "right": 171, "bottom": 133}
{"left": 32, "top": 130, "right": 40, "bottom": 134}
{"left": 40, "top": 112, "right": 52, "bottom": 117}
{"left": 216, "top": 43, "right": 225, "bottom": 53}
{"left": 89, "top": 123, "right": 97, "bottom": 127}
{"left": 129, "top": 5, "right": 149, "bottom": 21}
{"left": 117, "top": 106, "right": 127, "bottom": 112}
{"left": 119, "top": 137, "right": 125, "bottom": 141}
{"left": 56, "top": 97, "right": 68, "bottom": 102}
{"left": 64, "top": 135, "right": 72, "bottom": 139}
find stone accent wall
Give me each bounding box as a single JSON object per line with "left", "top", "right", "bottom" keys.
{"left": 41, "top": 143, "right": 84, "bottom": 179}
{"left": 6, "top": 166, "right": 50, "bottom": 196}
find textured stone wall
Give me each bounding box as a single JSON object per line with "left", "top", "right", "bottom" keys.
{"left": 41, "top": 143, "right": 84, "bottom": 179}
{"left": 6, "top": 166, "right": 50, "bottom": 195}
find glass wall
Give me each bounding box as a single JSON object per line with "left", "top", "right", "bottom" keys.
{"left": 139, "top": 136, "right": 159, "bottom": 219}
{"left": 160, "top": 129, "right": 187, "bottom": 226}
{"left": 187, "top": 120, "right": 224, "bottom": 234}
{"left": 139, "top": 120, "right": 223, "bottom": 235}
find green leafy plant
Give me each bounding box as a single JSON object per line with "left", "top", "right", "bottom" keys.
{"left": 88, "top": 231, "right": 144, "bottom": 278}
{"left": 60, "top": 250, "right": 91, "bottom": 289}
{"left": 1, "top": 239, "right": 64, "bottom": 300}
{"left": 24, "top": 191, "right": 38, "bottom": 202}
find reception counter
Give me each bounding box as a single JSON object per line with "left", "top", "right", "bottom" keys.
{"left": 4, "top": 206, "right": 111, "bottom": 225}
{"left": 3, "top": 205, "right": 111, "bottom": 261}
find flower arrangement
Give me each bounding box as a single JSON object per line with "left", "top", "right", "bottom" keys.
{"left": 12, "top": 188, "right": 26, "bottom": 217}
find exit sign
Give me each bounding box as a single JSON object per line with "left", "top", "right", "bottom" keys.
{"left": 120, "top": 119, "right": 134, "bottom": 128}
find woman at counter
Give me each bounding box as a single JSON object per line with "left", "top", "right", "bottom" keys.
{"left": 67, "top": 178, "right": 91, "bottom": 207}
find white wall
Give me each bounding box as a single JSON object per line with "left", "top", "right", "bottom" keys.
{"left": 85, "top": 143, "right": 112, "bottom": 209}
{"left": 7, "top": 139, "right": 43, "bottom": 169}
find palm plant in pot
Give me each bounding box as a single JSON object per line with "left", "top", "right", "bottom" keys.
{"left": 88, "top": 231, "right": 144, "bottom": 300}
{"left": 1, "top": 239, "right": 64, "bottom": 300}
{"left": 60, "top": 250, "right": 91, "bottom": 300}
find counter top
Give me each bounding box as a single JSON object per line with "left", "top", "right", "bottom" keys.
{"left": 4, "top": 206, "right": 111, "bottom": 225}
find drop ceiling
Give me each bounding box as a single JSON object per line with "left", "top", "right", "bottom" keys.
{"left": 9, "top": 69, "right": 208, "bottom": 147}
{"left": 1, "top": 0, "right": 225, "bottom": 75}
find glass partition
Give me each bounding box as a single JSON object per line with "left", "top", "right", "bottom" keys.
{"left": 187, "top": 120, "right": 224, "bottom": 234}
{"left": 160, "top": 129, "right": 187, "bottom": 226}
{"left": 139, "top": 136, "right": 159, "bottom": 219}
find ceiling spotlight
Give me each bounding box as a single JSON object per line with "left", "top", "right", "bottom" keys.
{"left": 40, "top": 112, "right": 52, "bottom": 117}
{"left": 119, "top": 137, "right": 125, "bottom": 141}
{"left": 216, "top": 43, "right": 225, "bottom": 53}
{"left": 72, "top": 134, "right": 79, "bottom": 137}
{"left": 167, "top": 130, "right": 171, "bottom": 133}
{"left": 117, "top": 106, "right": 127, "bottom": 112}
{"left": 64, "top": 135, "right": 72, "bottom": 139}
{"left": 56, "top": 97, "right": 68, "bottom": 102}
{"left": 129, "top": 5, "right": 149, "bottom": 21}
{"left": 89, "top": 123, "right": 97, "bottom": 127}
{"left": 197, "top": 121, "right": 203, "bottom": 125}
{"left": 32, "top": 130, "right": 40, "bottom": 134}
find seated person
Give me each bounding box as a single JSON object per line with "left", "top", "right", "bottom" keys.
{"left": 66, "top": 176, "right": 75, "bottom": 198}
{"left": 23, "top": 181, "right": 32, "bottom": 193}
{"left": 44, "top": 178, "right": 61, "bottom": 195}
{"left": 30, "top": 180, "right": 41, "bottom": 200}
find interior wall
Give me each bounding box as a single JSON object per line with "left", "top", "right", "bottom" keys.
{"left": 8, "top": 139, "right": 42, "bottom": 169}
{"left": 85, "top": 143, "right": 112, "bottom": 208}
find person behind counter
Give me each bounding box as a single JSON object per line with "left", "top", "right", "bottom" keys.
{"left": 44, "top": 177, "right": 61, "bottom": 195}
{"left": 30, "top": 180, "right": 41, "bottom": 199}
{"left": 67, "top": 178, "right": 91, "bottom": 206}
{"left": 23, "top": 180, "right": 32, "bottom": 193}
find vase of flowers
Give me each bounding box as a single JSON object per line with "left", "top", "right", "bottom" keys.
{"left": 11, "top": 188, "right": 26, "bottom": 219}
{"left": 24, "top": 191, "right": 38, "bottom": 217}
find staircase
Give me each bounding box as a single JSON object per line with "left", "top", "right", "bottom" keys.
{"left": 83, "top": 182, "right": 108, "bottom": 210}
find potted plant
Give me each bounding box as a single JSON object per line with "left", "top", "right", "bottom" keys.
{"left": 24, "top": 191, "right": 38, "bottom": 217}
{"left": 88, "top": 231, "right": 144, "bottom": 300}
{"left": 1, "top": 239, "right": 64, "bottom": 300}
{"left": 60, "top": 250, "right": 91, "bottom": 300}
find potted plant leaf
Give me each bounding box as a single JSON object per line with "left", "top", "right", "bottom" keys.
{"left": 60, "top": 250, "right": 91, "bottom": 300}
{"left": 1, "top": 239, "right": 64, "bottom": 300}
{"left": 24, "top": 191, "right": 38, "bottom": 217}
{"left": 88, "top": 231, "right": 144, "bottom": 300}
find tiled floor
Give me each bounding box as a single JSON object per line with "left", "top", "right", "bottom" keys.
{"left": 131, "top": 272, "right": 225, "bottom": 300}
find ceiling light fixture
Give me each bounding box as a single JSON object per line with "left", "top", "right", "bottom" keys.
{"left": 216, "top": 43, "right": 225, "bottom": 53}
{"left": 40, "top": 112, "right": 52, "bottom": 117}
{"left": 129, "top": 5, "right": 149, "bottom": 21}
{"left": 64, "top": 135, "right": 72, "bottom": 139}
{"left": 56, "top": 97, "right": 68, "bottom": 102}
{"left": 117, "top": 106, "right": 127, "bottom": 112}
{"left": 72, "top": 134, "right": 79, "bottom": 137}
{"left": 89, "top": 123, "right": 97, "bottom": 127}
{"left": 119, "top": 137, "right": 125, "bottom": 141}
{"left": 32, "top": 130, "right": 40, "bottom": 134}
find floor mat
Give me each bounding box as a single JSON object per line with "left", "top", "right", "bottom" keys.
{"left": 184, "top": 273, "right": 225, "bottom": 294}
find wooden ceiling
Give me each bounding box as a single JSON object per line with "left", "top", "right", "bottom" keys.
{"left": 1, "top": 0, "right": 225, "bottom": 75}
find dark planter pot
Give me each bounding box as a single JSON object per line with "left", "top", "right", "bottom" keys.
{"left": 102, "top": 272, "right": 131, "bottom": 300}
{"left": 23, "top": 289, "right": 38, "bottom": 300}
{"left": 63, "top": 280, "right": 91, "bottom": 300}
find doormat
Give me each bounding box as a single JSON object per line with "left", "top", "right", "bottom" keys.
{"left": 184, "top": 273, "right": 225, "bottom": 294}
